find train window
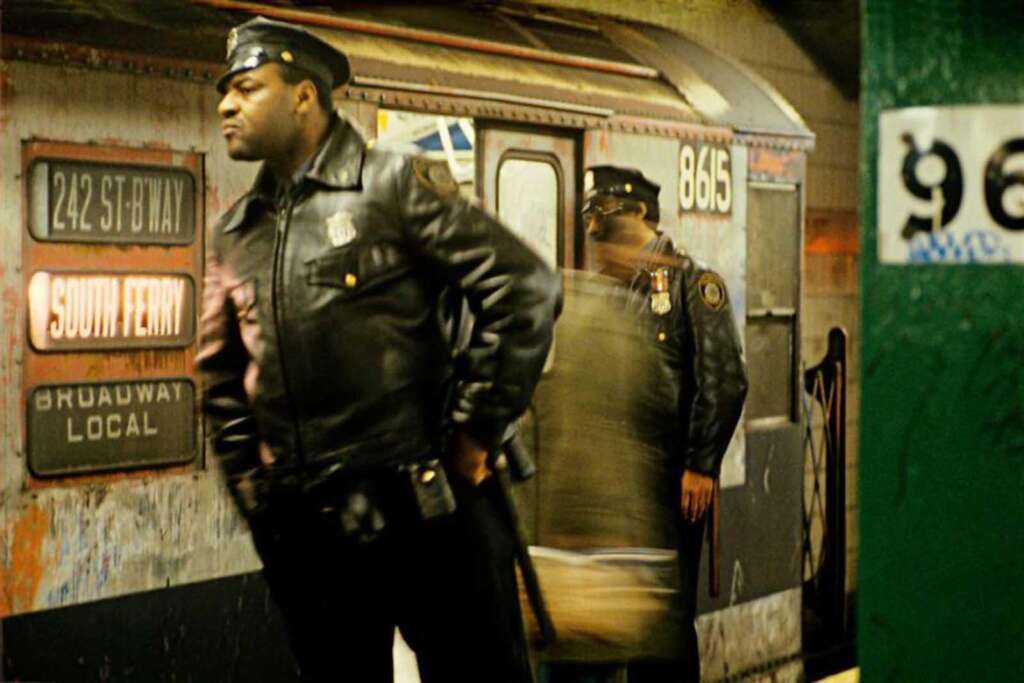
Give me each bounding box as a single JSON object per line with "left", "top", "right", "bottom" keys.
{"left": 746, "top": 184, "right": 800, "bottom": 423}
{"left": 747, "top": 187, "right": 800, "bottom": 310}
{"left": 375, "top": 109, "right": 475, "bottom": 198}
{"left": 496, "top": 157, "right": 560, "bottom": 267}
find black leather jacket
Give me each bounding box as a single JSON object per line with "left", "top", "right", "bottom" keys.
{"left": 627, "top": 235, "right": 748, "bottom": 477}
{"left": 196, "top": 116, "right": 560, "bottom": 494}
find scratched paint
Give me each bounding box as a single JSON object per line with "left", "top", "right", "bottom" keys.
{"left": 0, "top": 505, "right": 49, "bottom": 616}
{"left": 696, "top": 588, "right": 802, "bottom": 682}
{"left": 0, "top": 60, "right": 258, "bottom": 616}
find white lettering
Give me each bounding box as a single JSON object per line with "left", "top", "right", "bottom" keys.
{"left": 35, "top": 390, "right": 53, "bottom": 412}
{"left": 56, "top": 388, "right": 73, "bottom": 410}
{"left": 143, "top": 411, "right": 158, "bottom": 436}
{"left": 172, "top": 178, "right": 184, "bottom": 233}
{"left": 67, "top": 417, "right": 83, "bottom": 442}
{"left": 161, "top": 178, "right": 174, "bottom": 233}
{"left": 106, "top": 413, "right": 122, "bottom": 438}
{"left": 101, "top": 175, "right": 113, "bottom": 231}
{"left": 130, "top": 177, "right": 144, "bottom": 232}
{"left": 86, "top": 415, "right": 103, "bottom": 440}
{"left": 125, "top": 412, "right": 141, "bottom": 437}
{"left": 114, "top": 175, "right": 126, "bottom": 231}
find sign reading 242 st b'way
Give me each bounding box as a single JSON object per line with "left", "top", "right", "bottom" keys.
{"left": 28, "top": 159, "right": 196, "bottom": 245}
{"left": 878, "top": 105, "right": 1024, "bottom": 264}
{"left": 28, "top": 271, "right": 195, "bottom": 352}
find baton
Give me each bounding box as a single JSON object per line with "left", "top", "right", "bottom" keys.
{"left": 492, "top": 444, "right": 556, "bottom": 648}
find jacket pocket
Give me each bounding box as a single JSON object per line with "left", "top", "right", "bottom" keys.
{"left": 305, "top": 242, "right": 412, "bottom": 297}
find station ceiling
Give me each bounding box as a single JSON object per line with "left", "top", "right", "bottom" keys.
{"left": 760, "top": 0, "right": 861, "bottom": 99}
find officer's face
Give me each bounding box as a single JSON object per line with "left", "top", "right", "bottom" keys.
{"left": 584, "top": 197, "right": 648, "bottom": 281}
{"left": 218, "top": 64, "right": 300, "bottom": 161}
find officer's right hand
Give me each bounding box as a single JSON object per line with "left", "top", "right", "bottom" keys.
{"left": 451, "top": 430, "right": 492, "bottom": 486}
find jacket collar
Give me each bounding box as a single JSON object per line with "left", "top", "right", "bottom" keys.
{"left": 223, "top": 114, "right": 364, "bottom": 233}
{"left": 304, "top": 114, "right": 365, "bottom": 190}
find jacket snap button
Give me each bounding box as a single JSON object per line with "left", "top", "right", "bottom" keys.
{"left": 344, "top": 273, "right": 358, "bottom": 287}
{"left": 419, "top": 469, "right": 436, "bottom": 484}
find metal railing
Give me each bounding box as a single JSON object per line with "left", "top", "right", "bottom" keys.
{"left": 801, "top": 327, "right": 853, "bottom": 670}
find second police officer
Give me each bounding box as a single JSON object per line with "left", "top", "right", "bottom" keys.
{"left": 546, "top": 166, "right": 748, "bottom": 682}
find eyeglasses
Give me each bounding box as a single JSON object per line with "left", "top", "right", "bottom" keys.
{"left": 581, "top": 198, "right": 628, "bottom": 222}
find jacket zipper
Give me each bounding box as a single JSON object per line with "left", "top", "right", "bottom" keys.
{"left": 272, "top": 198, "right": 305, "bottom": 465}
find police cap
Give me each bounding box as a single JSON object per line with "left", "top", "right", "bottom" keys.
{"left": 583, "top": 165, "right": 661, "bottom": 224}
{"left": 217, "top": 16, "right": 351, "bottom": 94}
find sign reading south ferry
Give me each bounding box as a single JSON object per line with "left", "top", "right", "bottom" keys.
{"left": 28, "top": 158, "right": 196, "bottom": 245}
{"left": 27, "top": 378, "right": 196, "bottom": 476}
{"left": 28, "top": 271, "right": 195, "bottom": 352}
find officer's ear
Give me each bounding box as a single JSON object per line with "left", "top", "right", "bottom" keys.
{"left": 636, "top": 201, "right": 648, "bottom": 220}
{"left": 293, "top": 79, "right": 319, "bottom": 115}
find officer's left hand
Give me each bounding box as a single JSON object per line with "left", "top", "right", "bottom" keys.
{"left": 452, "top": 430, "right": 492, "bottom": 486}
{"left": 681, "top": 469, "right": 714, "bottom": 522}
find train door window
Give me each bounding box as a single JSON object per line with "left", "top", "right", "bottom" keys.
{"left": 475, "top": 126, "right": 578, "bottom": 269}
{"left": 497, "top": 157, "right": 559, "bottom": 267}
{"left": 375, "top": 109, "right": 475, "bottom": 198}
{"left": 746, "top": 183, "right": 801, "bottom": 423}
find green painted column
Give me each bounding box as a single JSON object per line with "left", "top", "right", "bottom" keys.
{"left": 861, "top": 1, "right": 1024, "bottom": 680}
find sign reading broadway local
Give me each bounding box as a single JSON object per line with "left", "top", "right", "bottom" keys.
{"left": 28, "top": 379, "right": 196, "bottom": 476}
{"left": 878, "top": 105, "right": 1024, "bottom": 264}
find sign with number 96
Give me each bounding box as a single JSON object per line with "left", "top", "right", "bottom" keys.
{"left": 878, "top": 105, "right": 1024, "bottom": 264}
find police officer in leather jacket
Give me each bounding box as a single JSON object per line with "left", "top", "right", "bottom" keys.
{"left": 546, "top": 166, "right": 747, "bottom": 683}
{"left": 197, "top": 17, "right": 559, "bottom": 682}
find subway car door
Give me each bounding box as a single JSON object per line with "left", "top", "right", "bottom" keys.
{"left": 476, "top": 125, "right": 579, "bottom": 271}
{"left": 475, "top": 123, "right": 579, "bottom": 539}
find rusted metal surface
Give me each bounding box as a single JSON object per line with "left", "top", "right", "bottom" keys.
{"left": 1, "top": 35, "right": 220, "bottom": 83}
{"left": 192, "top": 0, "right": 660, "bottom": 79}
{"left": 749, "top": 147, "right": 805, "bottom": 183}
{"left": 0, "top": 59, "right": 258, "bottom": 618}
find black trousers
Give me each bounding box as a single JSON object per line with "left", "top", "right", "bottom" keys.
{"left": 542, "top": 516, "right": 706, "bottom": 683}
{"left": 249, "top": 475, "right": 532, "bottom": 683}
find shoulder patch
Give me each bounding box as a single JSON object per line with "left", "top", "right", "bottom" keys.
{"left": 697, "top": 272, "right": 726, "bottom": 311}
{"left": 412, "top": 158, "right": 459, "bottom": 199}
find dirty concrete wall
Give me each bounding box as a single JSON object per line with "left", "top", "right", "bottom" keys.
{"left": 526, "top": 0, "right": 862, "bottom": 594}
{"left": 0, "top": 59, "right": 259, "bottom": 617}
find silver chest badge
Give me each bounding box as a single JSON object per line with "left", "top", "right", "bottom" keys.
{"left": 326, "top": 211, "right": 357, "bottom": 247}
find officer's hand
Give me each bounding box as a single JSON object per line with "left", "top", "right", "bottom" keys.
{"left": 452, "top": 431, "right": 491, "bottom": 486}
{"left": 681, "top": 469, "right": 715, "bottom": 522}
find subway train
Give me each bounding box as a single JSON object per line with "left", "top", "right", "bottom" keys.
{"left": 0, "top": 2, "right": 824, "bottom": 680}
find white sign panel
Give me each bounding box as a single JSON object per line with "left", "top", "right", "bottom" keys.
{"left": 878, "top": 105, "right": 1024, "bottom": 264}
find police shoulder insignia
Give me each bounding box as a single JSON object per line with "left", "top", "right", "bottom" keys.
{"left": 698, "top": 272, "right": 726, "bottom": 311}
{"left": 413, "top": 158, "right": 459, "bottom": 199}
